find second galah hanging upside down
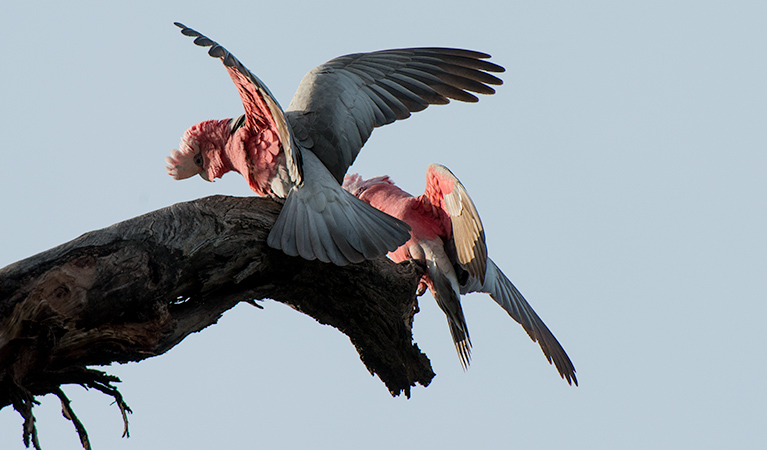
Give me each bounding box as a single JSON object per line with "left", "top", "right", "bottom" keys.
{"left": 343, "top": 165, "right": 577, "bottom": 385}
{"left": 165, "top": 23, "right": 505, "bottom": 265}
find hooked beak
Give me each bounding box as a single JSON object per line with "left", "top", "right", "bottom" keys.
{"left": 165, "top": 148, "right": 204, "bottom": 181}
{"left": 199, "top": 171, "right": 211, "bottom": 182}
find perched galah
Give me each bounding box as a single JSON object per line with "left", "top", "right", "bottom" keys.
{"left": 343, "top": 165, "right": 577, "bottom": 385}
{"left": 165, "top": 23, "right": 505, "bottom": 266}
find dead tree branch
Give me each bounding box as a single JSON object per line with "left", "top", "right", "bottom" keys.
{"left": 0, "top": 195, "right": 432, "bottom": 449}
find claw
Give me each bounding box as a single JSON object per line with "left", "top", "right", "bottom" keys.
{"left": 416, "top": 280, "right": 428, "bottom": 296}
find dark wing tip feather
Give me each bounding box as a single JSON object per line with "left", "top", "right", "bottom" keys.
{"left": 481, "top": 260, "right": 577, "bottom": 385}
{"left": 174, "top": 22, "right": 239, "bottom": 68}
{"left": 432, "top": 85, "right": 480, "bottom": 103}
{"left": 433, "top": 54, "right": 506, "bottom": 77}
{"left": 517, "top": 295, "right": 578, "bottom": 385}
{"left": 207, "top": 45, "right": 226, "bottom": 58}
{"left": 422, "top": 47, "right": 493, "bottom": 59}
{"left": 192, "top": 36, "right": 214, "bottom": 47}
{"left": 437, "top": 72, "right": 500, "bottom": 95}
{"left": 222, "top": 53, "right": 238, "bottom": 67}
{"left": 174, "top": 22, "right": 195, "bottom": 34}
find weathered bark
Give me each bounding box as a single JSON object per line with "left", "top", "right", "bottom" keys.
{"left": 0, "top": 195, "right": 433, "bottom": 448}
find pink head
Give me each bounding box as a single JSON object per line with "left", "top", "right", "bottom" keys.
{"left": 165, "top": 128, "right": 206, "bottom": 181}
{"left": 165, "top": 119, "right": 233, "bottom": 182}
{"left": 342, "top": 173, "right": 395, "bottom": 197}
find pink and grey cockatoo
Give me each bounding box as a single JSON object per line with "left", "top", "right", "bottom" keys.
{"left": 165, "top": 23, "right": 504, "bottom": 265}
{"left": 343, "top": 165, "right": 577, "bottom": 385}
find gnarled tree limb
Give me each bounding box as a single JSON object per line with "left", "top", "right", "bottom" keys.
{"left": 0, "top": 195, "right": 432, "bottom": 449}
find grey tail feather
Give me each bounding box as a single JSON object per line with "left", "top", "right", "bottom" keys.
{"left": 429, "top": 262, "right": 472, "bottom": 369}
{"left": 449, "top": 320, "right": 472, "bottom": 371}
{"left": 267, "top": 189, "right": 411, "bottom": 266}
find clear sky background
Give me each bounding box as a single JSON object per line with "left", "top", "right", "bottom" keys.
{"left": 1, "top": 1, "right": 765, "bottom": 449}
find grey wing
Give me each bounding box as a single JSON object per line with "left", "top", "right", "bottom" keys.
{"left": 464, "top": 258, "right": 578, "bottom": 386}
{"left": 285, "top": 48, "right": 505, "bottom": 183}
{"left": 174, "top": 22, "right": 303, "bottom": 184}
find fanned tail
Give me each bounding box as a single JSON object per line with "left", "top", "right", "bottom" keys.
{"left": 267, "top": 151, "right": 410, "bottom": 266}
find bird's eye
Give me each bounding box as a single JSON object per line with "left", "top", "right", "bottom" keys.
{"left": 193, "top": 153, "right": 204, "bottom": 167}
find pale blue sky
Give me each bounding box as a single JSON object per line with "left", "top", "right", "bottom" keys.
{"left": 1, "top": 1, "right": 766, "bottom": 449}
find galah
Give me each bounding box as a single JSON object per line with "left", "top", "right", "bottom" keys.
{"left": 165, "top": 23, "right": 505, "bottom": 266}
{"left": 343, "top": 165, "right": 577, "bottom": 385}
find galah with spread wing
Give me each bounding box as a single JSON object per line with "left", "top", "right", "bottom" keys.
{"left": 165, "top": 23, "right": 505, "bottom": 265}
{"left": 343, "top": 165, "right": 577, "bottom": 385}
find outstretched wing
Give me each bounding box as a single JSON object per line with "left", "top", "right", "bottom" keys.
{"left": 174, "top": 23, "right": 303, "bottom": 184}
{"left": 423, "top": 164, "right": 487, "bottom": 284}
{"left": 464, "top": 259, "right": 578, "bottom": 386}
{"left": 285, "top": 48, "right": 504, "bottom": 183}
